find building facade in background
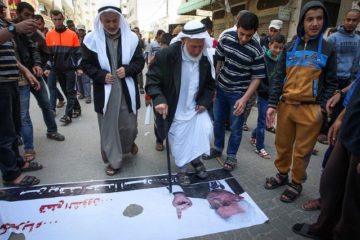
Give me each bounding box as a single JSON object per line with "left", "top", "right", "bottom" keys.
{"left": 178, "top": 0, "right": 359, "bottom": 40}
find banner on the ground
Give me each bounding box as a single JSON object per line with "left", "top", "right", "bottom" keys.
{"left": 0, "top": 169, "right": 268, "bottom": 240}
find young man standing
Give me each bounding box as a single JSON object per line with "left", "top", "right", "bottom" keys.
{"left": 205, "top": 12, "right": 266, "bottom": 171}
{"left": 265, "top": 1, "right": 337, "bottom": 203}
{"left": 45, "top": 10, "right": 82, "bottom": 125}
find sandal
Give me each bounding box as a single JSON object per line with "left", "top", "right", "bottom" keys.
{"left": 292, "top": 223, "right": 318, "bottom": 239}
{"left": 177, "top": 172, "right": 191, "bottom": 186}
{"left": 21, "top": 161, "right": 43, "bottom": 172}
{"left": 3, "top": 175, "right": 40, "bottom": 187}
{"left": 24, "top": 150, "right": 36, "bottom": 162}
{"left": 105, "top": 165, "right": 119, "bottom": 176}
{"left": 131, "top": 143, "right": 138, "bottom": 155}
{"left": 280, "top": 182, "right": 302, "bottom": 203}
{"left": 190, "top": 160, "right": 208, "bottom": 179}
{"left": 255, "top": 149, "right": 271, "bottom": 159}
{"left": 264, "top": 173, "right": 288, "bottom": 189}
{"left": 250, "top": 138, "right": 256, "bottom": 147}
{"left": 302, "top": 198, "right": 321, "bottom": 211}
{"left": 222, "top": 157, "right": 237, "bottom": 171}
{"left": 155, "top": 143, "right": 164, "bottom": 151}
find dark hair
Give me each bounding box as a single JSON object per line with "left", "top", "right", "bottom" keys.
{"left": 16, "top": 2, "right": 34, "bottom": 14}
{"left": 133, "top": 27, "right": 139, "bottom": 31}
{"left": 66, "top": 19, "right": 74, "bottom": 25}
{"left": 201, "top": 17, "right": 213, "bottom": 30}
{"left": 34, "top": 14, "right": 44, "bottom": 23}
{"left": 50, "top": 9, "right": 64, "bottom": 18}
{"left": 160, "top": 33, "right": 173, "bottom": 46}
{"left": 269, "top": 34, "right": 286, "bottom": 44}
{"left": 236, "top": 12, "right": 259, "bottom": 31}
{"left": 156, "top": 29, "right": 165, "bottom": 37}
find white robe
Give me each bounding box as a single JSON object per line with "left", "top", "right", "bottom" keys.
{"left": 168, "top": 47, "right": 213, "bottom": 167}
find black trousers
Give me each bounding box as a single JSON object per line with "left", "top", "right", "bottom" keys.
{"left": 0, "top": 82, "right": 24, "bottom": 181}
{"left": 56, "top": 70, "right": 81, "bottom": 118}
{"left": 310, "top": 141, "right": 360, "bottom": 240}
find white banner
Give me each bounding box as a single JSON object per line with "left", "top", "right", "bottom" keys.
{"left": 0, "top": 170, "right": 268, "bottom": 240}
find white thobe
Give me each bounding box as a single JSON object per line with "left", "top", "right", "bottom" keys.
{"left": 168, "top": 47, "right": 213, "bottom": 167}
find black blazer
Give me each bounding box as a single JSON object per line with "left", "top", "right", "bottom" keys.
{"left": 145, "top": 42, "right": 215, "bottom": 127}
{"left": 81, "top": 39, "right": 145, "bottom": 114}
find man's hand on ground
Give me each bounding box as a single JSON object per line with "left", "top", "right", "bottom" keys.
{"left": 172, "top": 193, "right": 192, "bottom": 219}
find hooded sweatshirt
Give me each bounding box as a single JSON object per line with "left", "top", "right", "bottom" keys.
{"left": 268, "top": 1, "right": 337, "bottom": 108}
{"left": 327, "top": 25, "right": 360, "bottom": 80}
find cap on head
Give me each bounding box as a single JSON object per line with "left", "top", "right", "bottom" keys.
{"left": 182, "top": 20, "right": 206, "bottom": 35}
{"left": 77, "top": 24, "right": 86, "bottom": 31}
{"left": 269, "top": 20, "right": 283, "bottom": 29}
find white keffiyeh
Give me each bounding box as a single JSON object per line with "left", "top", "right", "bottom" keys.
{"left": 83, "top": 4, "right": 138, "bottom": 114}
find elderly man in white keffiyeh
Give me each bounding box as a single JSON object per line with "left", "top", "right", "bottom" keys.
{"left": 81, "top": 3, "right": 144, "bottom": 176}
{"left": 146, "top": 20, "right": 215, "bottom": 185}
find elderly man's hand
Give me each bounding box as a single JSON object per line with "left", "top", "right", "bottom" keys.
{"left": 155, "top": 103, "right": 168, "bottom": 119}
{"left": 104, "top": 73, "right": 114, "bottom": 84}
{"left": 116, "top": 67, "right": 126, "bottom": 79}
{"left": 196, "top": 105, "right": 206, "bottom": 113}
{"left": 172, "top": 193, "right": 192, "bottom": 219}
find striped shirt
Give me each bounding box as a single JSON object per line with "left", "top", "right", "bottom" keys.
{"left": 0, "top": 19, "right": 19, "bottom": 82}
{"left": 216, "top": 31, "right": 265, "bottom": 93}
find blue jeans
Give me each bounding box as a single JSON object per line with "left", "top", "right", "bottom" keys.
{"left": 31, "top": 77, "right": 58, "bottom": 133}
{"left": 76, "top": 74, "right": 91, "bottom": 97}
{"left": 251, "top": 96, "right": 268, "bottom": 151}
{"left": 19, "top": 85, "right": 34, "bottom": 151}
{"left": 213, "top": 87, "right": 244, "bottom": 158}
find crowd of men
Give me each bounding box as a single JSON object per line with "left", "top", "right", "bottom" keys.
{"left": 1, "top": 0, "right": 359, "bottom": 239}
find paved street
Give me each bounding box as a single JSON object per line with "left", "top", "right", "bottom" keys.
{"left": 0, "top": 81, "right": 328, "bottom": 240}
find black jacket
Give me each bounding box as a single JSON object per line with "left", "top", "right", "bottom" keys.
{"left": 14, "top": 33, "right": 42, "bottom": 70}
{"left": 145, "top": 42, "right": 215, "bottom": 128}
{"left": 81, "top": 38, "right": 145, "bottom": 114}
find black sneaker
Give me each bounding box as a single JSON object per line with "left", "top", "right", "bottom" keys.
{"left": 60, "top": 115, "right": 72, "bottom": 126}
{"left": 47, "top": 132, "right": 65, "bottom": 141}
{"left": 72, "top": 109, "right": 81, "bottom": 118}
{"left": 140, "top": 88, "right": 145, "bottom": 94}
{"left": 85, "top": 97, "right": 92, "bottom": 104}
{"left": 202, "top": 148, "right": 222, "bottom": 160}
